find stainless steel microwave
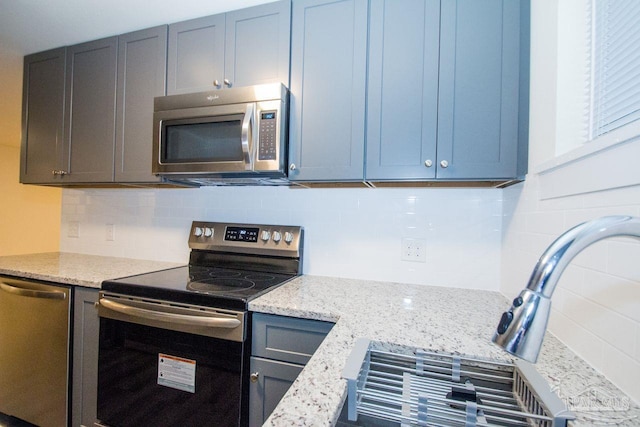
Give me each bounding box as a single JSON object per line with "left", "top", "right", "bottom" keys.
{"left": 153, "top": 83, "right": 289, "bottom": 184}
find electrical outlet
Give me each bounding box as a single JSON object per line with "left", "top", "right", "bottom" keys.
{"left": 401, "top": 238, "right": 426, "bottom": 262}
{"left": 106, "top": 223, "right": 115, "bottom": 241}
{"left": 68, "top": 221, "right": 80, "bottom": 238}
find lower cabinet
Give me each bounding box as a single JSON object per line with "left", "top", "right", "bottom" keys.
{"left": 72, "top": 287, "right": 100, "bottom": 427}
{"left": 249, "top": 313, "right": 333, "bottom": 426}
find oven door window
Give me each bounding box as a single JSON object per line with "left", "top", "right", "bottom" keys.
{"left": 161, "top": 115, "right": 244, "bottom": 163}
{"left": 97, "top": 318, "right": 243, "bottom": 427}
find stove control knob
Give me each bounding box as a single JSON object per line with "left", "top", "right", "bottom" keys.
{"left": 272, "top": 231, "right": 282, "bottom": 242}
{"left": 284, "top": 232, "right": 294, "bottom": 244}
{"left": 194, "top": 227, "right": 204, "bottom": 237}
{"left": 203, "top": 227, "right": 213, "bottom": 238}
{"left": 261, "top": 230, "right": 271, "bottom": 241}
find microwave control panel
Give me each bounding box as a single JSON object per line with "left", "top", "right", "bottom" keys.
{"left": 258, "top": 111, "right": 278, "bottom": 161}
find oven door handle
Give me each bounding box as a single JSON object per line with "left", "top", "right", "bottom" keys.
{"left": 98, "top": 297, "right": 241, "bottom": 329}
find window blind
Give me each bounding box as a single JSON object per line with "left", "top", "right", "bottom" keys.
{"left": 591, "top": 0, "right": 640, "bottom": 138}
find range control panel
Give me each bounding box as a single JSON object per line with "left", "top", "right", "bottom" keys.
{"left": 188, "top": 221, "right": 302, "bottom": 258}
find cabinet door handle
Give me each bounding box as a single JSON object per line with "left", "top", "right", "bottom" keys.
{"left": 289, "top": 163, "right": 296, "bottom": 171}
{"left": 250, "top": 372, "right": 260, "bottom": 383}
{"left": 213, "top": 79, "right": 221, "bottom": 88}
{"left": 0, "top": 282, "right": 67, "bottom": 300}
{"left": 424, "top": 160, "right": 433, "bottom": 168}
{"left": 440, "top": 160, "right": 449, "bottom": 168}
{"left": 224, "top": 79, "right": 232, "bottom": 88}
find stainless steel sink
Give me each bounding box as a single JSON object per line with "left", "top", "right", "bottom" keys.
{"left": 341, "top": 339, "right": 575, "bottom": 427}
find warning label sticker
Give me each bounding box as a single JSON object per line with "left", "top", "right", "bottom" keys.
{"left": 158, "top": 353, "right": 196, "bottom": 393}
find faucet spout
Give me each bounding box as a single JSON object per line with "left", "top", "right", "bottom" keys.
{"left": 492, "top": 215, "right": 640, "bottom": 362}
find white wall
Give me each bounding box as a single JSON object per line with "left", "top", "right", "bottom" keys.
{"left": 60, "top": 186, "right": 503, "bottom": 290}
{"left": 501, "top": 1, "right": 640, "bottom": 404}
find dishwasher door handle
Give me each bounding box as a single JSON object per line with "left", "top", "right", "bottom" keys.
{"left": 0, "top": 281, "right": 67, "bottom": 300}
{"left": 98, "top": 297, "right": 241, "bottom": 329}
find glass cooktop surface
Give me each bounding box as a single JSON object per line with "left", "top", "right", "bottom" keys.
{"left": 101, "top": 265, "right": 296, "bottom": 310}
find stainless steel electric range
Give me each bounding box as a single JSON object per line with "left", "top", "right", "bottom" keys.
{"left": 96, "top": 221, "right": 303, "bottom": 427}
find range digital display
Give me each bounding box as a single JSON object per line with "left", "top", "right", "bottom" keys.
{"left": 225, "top": 227, "right": 259, "bottom": 243}
{"left": 261, "top": 112, "right": 276, "bottom": 120}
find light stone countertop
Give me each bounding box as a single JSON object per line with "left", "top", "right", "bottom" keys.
{"left": 249, "top": 275, "right": 640, "bottom": 427}
{"left": 0, "top": 252, "right": 184, "bottom": 287}
{"left": 0, "top": 253, "right": 637, "bottom": 425}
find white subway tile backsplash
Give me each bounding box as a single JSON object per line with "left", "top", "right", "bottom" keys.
{"left": 526, "top": 210, "right": 567, "bottom": 235}
{"left": 60, "top": 186, "right": 503, "bottom": 290}
{"left": 601, "top": 342, "right": 640, "bottom": 406}
{"left": 548, "top": 309, "right": 605, "bottom": 369}
{"left": 502, "top": 176, "right": 640, "bottom": 404}
{"left": 584, "top": 271, "right": 640, "bottom": 323}
{"left": 608, "top": 241, "right": 640, "bottom": 282}
{"left": 562, "top": 289, "right": 636, "bottom": 358}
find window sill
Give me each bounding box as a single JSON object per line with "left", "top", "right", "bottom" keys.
{"left": 535, "top": 122, "right": 640, "bottom": 200}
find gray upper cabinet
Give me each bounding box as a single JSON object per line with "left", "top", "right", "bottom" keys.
{"left": 63, "top": 37, "right": 118, "bottom": 183}
{"left": 115, "top": 26, "right": 167, "bottom": 183}
{"left": 167, "top": 0, "right": 290, "bottom": 95}
{"left": 167, "top": 14, "right": 225, "bottom": 95}
{"left": 365, "top": 0, "right": 441, "bottom": 181}
{"left": 435, "top": 0, "right": 527, "bottom": 180}
{"left": 367, "top": 0, "right": 528, "bottom": 181}
{"left": 225, "top": 1, "right": 291, "bottom": 88}
{"left": 292, "top": 0, "right": 529, "bottom": 183}
{"left": 288, "top": 0, "right": 368, "bottom": 181}
{"left": 20, "top": 48, "right": 67, "bottom": 184}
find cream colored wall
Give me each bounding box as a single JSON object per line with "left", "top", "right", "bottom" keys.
{"left": 0, "top": 46, "right": 61, "bottom": 256}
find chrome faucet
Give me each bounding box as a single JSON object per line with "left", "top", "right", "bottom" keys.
{"left": 492, "top": 215, "right": 640, "bottom": 362}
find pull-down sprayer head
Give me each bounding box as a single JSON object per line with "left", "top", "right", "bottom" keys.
{"left": 492, "top": 215, "right": 640, "bottom": 362}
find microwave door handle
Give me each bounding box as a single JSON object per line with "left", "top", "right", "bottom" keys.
{"left": 241, "top": 103, "right": 255, "bottom": 170}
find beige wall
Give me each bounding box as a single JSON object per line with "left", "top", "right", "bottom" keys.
{"left": 0, "top": 46, "right": 61, "bottom": 256}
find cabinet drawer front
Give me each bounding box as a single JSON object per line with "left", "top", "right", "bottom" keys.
{"left": 252, "top": 313, "right": 333, "bottom": 365}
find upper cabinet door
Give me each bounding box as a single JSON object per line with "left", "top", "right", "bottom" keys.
{"left": 436, "top": 0, "right": 524, "bottom": 179}
{"left": 115, "top": 26, "right": 167, "bottom": 183}
{"left": 288, "top": 0, "right": 368, "bottom": 181}
{"left": 225, "top": 0, "right": 291, "bottom": 88}
{"left": 20, "top": 48, "right": 67, "bottom": 184}
{"left": 365, "top": 0, "right": 440, "bottom": 181}
{"left": 63, "top": 37, "right": 118, "bottom": 183}
{"left": 167, "top": 15, "right": 225, "bottom": 95}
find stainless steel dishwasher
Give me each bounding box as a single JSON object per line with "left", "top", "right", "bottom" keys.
{"left": 0, "top": 276, "right": 71, "bottom": 427}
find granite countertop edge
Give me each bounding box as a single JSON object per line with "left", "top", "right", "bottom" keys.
{"left": 0, "top": 252, "right": 184, "bottom": 288}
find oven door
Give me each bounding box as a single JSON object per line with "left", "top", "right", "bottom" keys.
{"left": 96, "top": 293, "right": 249, "bottom": 427}
{"left": 153, "top": 102, "right": 256, "bottom": 175}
